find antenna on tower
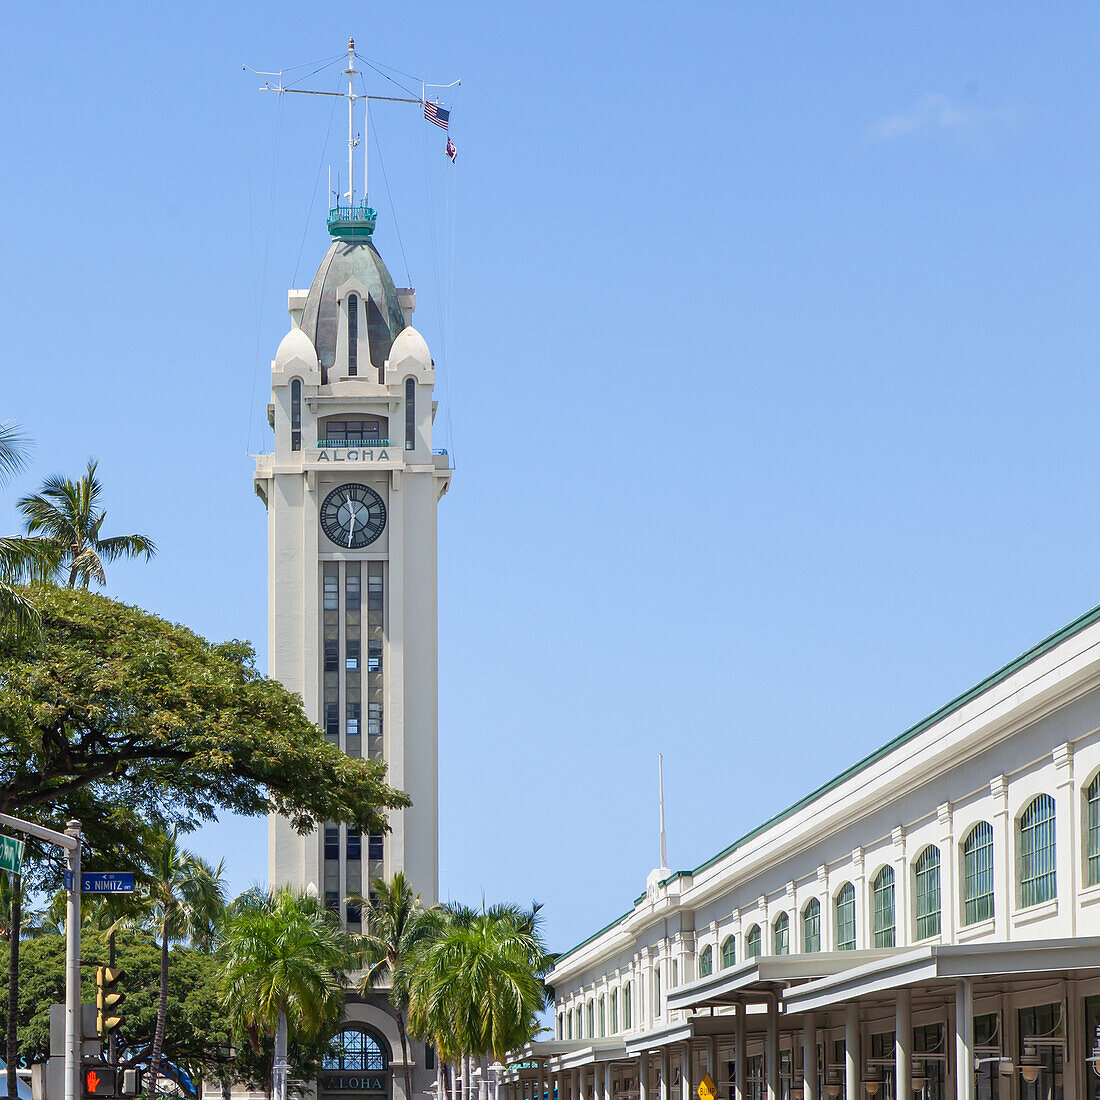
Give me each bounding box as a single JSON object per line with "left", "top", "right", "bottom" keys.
{"left": 659, "top": 752, "right": 668, "bottom": 870}
{"left": 245, "top": 41, "right": 458, "bottom": 228}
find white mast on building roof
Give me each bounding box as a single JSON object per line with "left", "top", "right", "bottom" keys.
{"left": 659, "top": 752, "right": 668, "bottom": 870}
{"left": 247, "top": 39, "right": 443, "bottom": 212}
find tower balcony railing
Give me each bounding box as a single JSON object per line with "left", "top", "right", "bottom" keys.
{"left": 327, "top": 204, "right": 378, "bottom": 239}
{"left": 316, "top": 438, "right": 390, "bottom": 448}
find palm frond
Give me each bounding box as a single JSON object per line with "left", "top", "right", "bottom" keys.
{"left": 0, "top": 419, "right": 31, "bottom": 483}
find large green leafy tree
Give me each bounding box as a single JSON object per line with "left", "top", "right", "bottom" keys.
{"left": 17, "top": 458, "right": 155, "bottom": 589}
{"left": 354, "top": 874, "right": 440, "bottom": 1100}
{"left": 2, "top": 929, "right": 232, "bottom": 1085}
{"left": 218, "top": 888, "right": 353, "bottom": 1100}
{"left": 0, "top": 585, "right": 410, "bottom": 833}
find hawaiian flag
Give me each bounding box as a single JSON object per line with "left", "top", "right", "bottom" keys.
{"left": 424, "top": 101, "right": 450, "bottom": 130}
{"left": 446, "top": 138, "right": 457, "bottom": 163}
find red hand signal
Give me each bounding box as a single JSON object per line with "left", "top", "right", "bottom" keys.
{"left": 86, "top": 1071, "right": 101, "bottom": 1094}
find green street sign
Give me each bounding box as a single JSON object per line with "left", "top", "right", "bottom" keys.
{"left": 0, "top": 834, "right": 25, "bottom": 875}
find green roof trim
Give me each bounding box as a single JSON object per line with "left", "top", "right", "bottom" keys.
{"left": 554, "top": 599, "right": 1100, "bottom": 967}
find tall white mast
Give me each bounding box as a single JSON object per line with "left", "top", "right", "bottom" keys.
{"left": 659, "top": 753, "right": 668, "bottom": 869}
{"left": 344, "top": 38, "right": 361, "bottom": 206}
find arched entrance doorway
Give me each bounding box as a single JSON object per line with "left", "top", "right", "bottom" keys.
{"left": 320, "top": 1027, "right": 392, "bottom": 1100}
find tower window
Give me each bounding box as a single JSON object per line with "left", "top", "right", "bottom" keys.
{"left": 347, "top": 294, "right": 359, "bottom": 376}
{"left": 346, "top": 572, "right": 361, "bottom": 610}
{"left": 324, "top": 703, "right": 339, "bottom": 742}
{"left": 368, "top": 834, "right": 384, "bottom": 860}
{"left": 345, "top": 640, "right": 360, "bottom": 670}
{"left": 323, "top": 573, "right": 339, "bottom": 611}
{"left": 368, "top": 701, "right": 383, "bottom": 736}
{"left": 405, "top": 378, "right": 416, "bottom": 450}
{"left": 324, "top": 825, "right": 339, "bottom": 861}
{"left": 324, "top": 638, "right": 338, "bottom": 672}
{"left": 291, "top": 379, "right": 302, "bottom": 451}
{"left": 368, "top": 640, "right": 383, "bottom": 672}
{"left": 368, "top": 573, "right": 383, "bottom": 610}
{"left": 346, "top": 831, "right": 361, "bottom": 860}
{"left": 346, "top": 702, "right": 360, "bottom": 738}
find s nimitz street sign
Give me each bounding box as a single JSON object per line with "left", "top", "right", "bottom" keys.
{"left": 64, "top": 871, "right": 136, "bottom": 893}
{"left": 0, "top": 834, "right": 24, "bottom": 874}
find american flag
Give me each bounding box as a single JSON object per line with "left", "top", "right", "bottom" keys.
{"left": 423, "top": 101, "right": 450, "bottom": 130}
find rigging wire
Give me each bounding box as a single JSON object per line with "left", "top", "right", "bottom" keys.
{"left": 245, "top": 86, "right": 284, "bottom": 456}
{"left": 356, "top": 53, "right": 424, "bottom": 88}
{"left": 367, "top": 102, "right": 413, "bottom": 287}
{"left": 293, "top": 90, "right": 340, "bottom": 285}
{"left": 355, "top": 54, "right": 422, "bottom": 101}
{"left": 285, "top": 55, "right": 346, "bottom": 90}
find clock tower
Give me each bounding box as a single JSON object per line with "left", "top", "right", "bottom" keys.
{"left": 254, "top": 203, "right": 451, "bottom": 925}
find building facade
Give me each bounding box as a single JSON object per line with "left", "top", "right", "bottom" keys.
{"left": 254, "top": 205, "right": 451, "bottom": 1100}
{"left": 503, "top": 607, "right": 1100, "bottom": 1100}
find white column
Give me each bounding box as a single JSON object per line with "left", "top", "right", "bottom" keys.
{"left": 661, "top": 1050, "right": 670, "bottom": 1100}
{"left": 892, "top": 828, "right": 908, "bottom": 948}
{"left": 939, "top": 803, "right": 956, "bottom": 943}
{"left": 955, "top": 979, "right": 973, "bottom": 1100}
{"left": 1054, "top": 744, "right": 1077, "bottom": 936}
{"left": 895, "top": 988, "right": 911, "bottom": 1099}
{"left": 735, "top": 1003, "right": 746, "bottom": 1100}
{"left": 707, "top": 1036, "right": 718, "bottom": 1082}
{"left": 572, "top": 1070, "right": 580, "bottom": 1100}
{"left": 852, "top": 848, "right": 867, "bottom": 949}
{"left": 766, "top": 997, "right": 779, "bottom": 1100}
{"left": 681, "top": 1043, "right": 693, "bottom": 1100}
{"left": 539, "top": 1065, "right": 546, "bottom": 1100}
{"left": 639, "top": 1056, "right": 649, "bottom": 1100}
{"left": 597, "top": 1064, "right": 606, "bottom": 1100}
{"left": 845, "top": 1003, "right": 860, "bottom": 1100}
{"left": 990, "top": 776, "right": 1011, "bottom": 939}
{"left": 803, "top": 1013, "right": 818, "bottom": 1100}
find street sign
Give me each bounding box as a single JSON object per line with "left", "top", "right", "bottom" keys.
{"left": 0, "top": 833, "right": 24, "bottom": 874}
{"left": 698, "top": 1074, "right": 717, "bottom": 1100}
{"left": 64, "top": 871, "right": 136, "bottom": 893}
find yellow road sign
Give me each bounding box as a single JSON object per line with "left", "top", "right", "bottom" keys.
{"left": 698, "top": 1074, "right": 717, "bottom": 1100}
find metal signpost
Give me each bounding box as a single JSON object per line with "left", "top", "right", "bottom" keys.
{"left": 0, "top": 813, "right": 81, "bottom": 1100}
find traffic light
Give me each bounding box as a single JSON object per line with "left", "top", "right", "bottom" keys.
{"left": 96, "top": 966, "right": 125, "bottom": 1037}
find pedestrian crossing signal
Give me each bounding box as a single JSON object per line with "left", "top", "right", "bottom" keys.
{"left": 84, "top": 1066, "right": 117, "bottom": 1096}
{"left": 96, "top": 966, "right": 125, "bottom": 1036}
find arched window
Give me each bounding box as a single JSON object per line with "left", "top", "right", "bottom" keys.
{"left": 291, "top": 379, "right": 302, "bottom": 451}
{"left": 835, "top": 883, "right": 856, "bottom": 950}
{"left": 323, "top": 1027, "right": 388, "bottom": 1071}
{"left": 872, "top": 866, "right": 895, "bottom": 947}
{"left": 405, "top": 378, "right": 416, "bottom": 450}
{"left": 1088, "top": 775, "right": 1100, "bottom": 886}
{"left": 598, "top": 994, "right": 606, "bottom": 1037}
{"left": 558, "top": 1013, "right": 564, "bottom": 1040}
{"left": 913, "top": 846, "right": 941, "bottom": 940}
{"left": 1019, "top": 794, "right": 1057, "bottom": 907}
{"left": 567, "top": 1010, "right": 574, "bottom": 1040}
{"left": 802, "top": 898, "right": 821, "bottom": 953}
{"left": 623, "top": 981, "right": 632, "bottom": 1029}
{"left": 586, "top": 999, "right": 594, "bottom": 1038}
{"left": 610, "top": 988, "right": 618, "bottom": 1032}
{"left": 773, "top": 912, "right": 790, "bottom": 955}
{"left": 962, "top": 821, "right": 994, "bottom": 925}
{"left": 347, "top": 294, "right": 359, "bottom": 376}
{"left": 721, "top": 935, "right": 736, "bottom": 969}
{"left": 698, "top": 944, "right": 713, "bottom": 977}
{"left": 746, "top": 924, "right": 761, "bottom": 958}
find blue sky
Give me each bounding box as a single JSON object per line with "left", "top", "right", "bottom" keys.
{"left": 4, "top": 2, "right": 1100, "bottom": 954}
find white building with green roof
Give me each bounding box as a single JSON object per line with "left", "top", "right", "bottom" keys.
{"left": 502, "top": 605, "right": 1100, "bottom": 1100}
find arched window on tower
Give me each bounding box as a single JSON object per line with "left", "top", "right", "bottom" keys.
{"left": 405, "top": 378, "right": 416, "bottom": 450}
{"left": 323, "top": 1028, "right": 387, "bottom": 1071}
{"left": 347, "top": 294, "right": 359, "bottom": 376}
{"left": 291, "top": 379, "right": 302, "bottom": 451}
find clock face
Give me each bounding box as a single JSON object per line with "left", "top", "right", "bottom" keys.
{"left": 320, "top": 484, "right": 387, "bottom": 549}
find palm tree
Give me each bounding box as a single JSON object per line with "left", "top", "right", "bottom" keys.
{"left": 18, "top": 458, "right": 155, "bottom": 588}
{"left": 0, "top": 419, "right": 57, "bottom": 633}
{"left": 218, "top": 887, "right": 353, "bottom": 1100}
{"left": 407, "top": 902, "right": 550, "bottom": 1100}
{"left": 144, "top": 829, "right": 226, "bottom": 1096}
{"left": 353, "top": 873, "right": 440, "bottom": 1100}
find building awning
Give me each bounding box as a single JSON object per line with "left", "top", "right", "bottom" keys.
{"left": 666, "top": 950, "right": 898, "bottom": 1012}
{"left": 782, "top": 937, "right": 1100, "bottom": 1014}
